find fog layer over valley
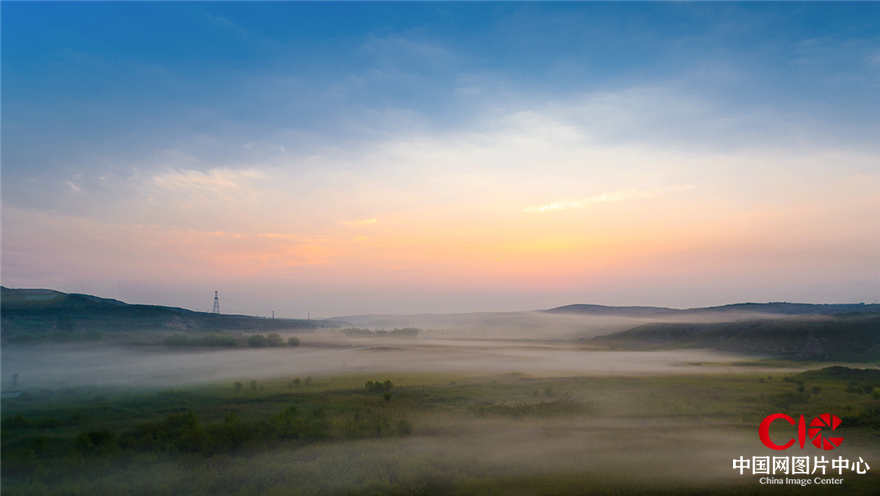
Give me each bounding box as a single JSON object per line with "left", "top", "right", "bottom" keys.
{"left": 2, "top": 337, "right": 776, "bottom": 390}
{"left": 334, "top": 308, "right": 825, "bottom": 340}
{"left": 3, "top": 306, "right": 870, "bottom": 390}
{"left": 4, "top": 300, "right": 879, "bottom": 495}
{"left": 0, "top": 305, "right": 813, "bottom": 390}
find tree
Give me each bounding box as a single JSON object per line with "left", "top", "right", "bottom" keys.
{"left": 267, "top": 333, "right": 284, "bottom": 347}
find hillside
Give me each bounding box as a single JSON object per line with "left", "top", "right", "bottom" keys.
{"left": 591, "top": 314, "right": 880, "bottom": 361}
{"left": 1, "top": 287, "right": 342, "bottom": 342}
{"left": 547, "top": 302, "right": 880, "bottom": 317}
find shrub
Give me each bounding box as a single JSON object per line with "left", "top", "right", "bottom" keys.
{"left": 267, "top": 333, "right": 284, "bottom": 347}
{"left": 397, "top": 419, "right": 413, "bottom": 435}
{"left": 75, "top": 430, "right": 117, "bottom": 456}
{"left": 118, "top": 411, "right": 204, "bottom": 453}
{"left": 163, "top": 334, "right": 190, "bottom": 346}
{"left": 365, "top": 380, "right": 393, "bottom": 393}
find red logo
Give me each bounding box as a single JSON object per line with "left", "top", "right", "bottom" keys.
{"left": 759, "top": 413, "right": 843, "bottom": 451}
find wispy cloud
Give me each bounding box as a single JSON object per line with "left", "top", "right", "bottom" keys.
{"left": 523, "top": 185, "right": 695, "bottom": 213}
{"left": 342, "top": 217, "right": 378, "bottom": 226}
{"left": 152, "top": 168, "right": 265, "bottom": 193}
{"left": 360, "top": 35, "right": 455, "bottom": 66}
{"left": 258, "top": 232, "right": 300, "bottom": 240}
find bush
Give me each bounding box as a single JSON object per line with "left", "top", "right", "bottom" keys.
{"left": 3, "top": 414, "right": 31, "bottom": 429}
{"left": 270, "top": 406, "right": 329, "bottom": 440}
{"left": 164, "top": 333, "right": 238, "bottom": 347}
{"left": 248, "top": 334, "right": 269, "bottom": 347}
{"left": 204, "top": 413, "right": 251, "bottom": 453}
{"left": 118, "top": 411, "right": 204, "bottom": 453}
{"left": 75, "top": 430, "right": 117, "bottom": 456}
{"left": 365, "top": 379, "right": 394, "bottom": 393}
{"left": 287, "top": 337, "right": 301, "bottom": 347}
{"left": 267, "top": 333, "right": 284, "bottom": 347}
{"left": 397, "top": 419, "right": 413, "bottom": 435}
{"left": 164, "top": 334, "right": 190, "bottom": 346}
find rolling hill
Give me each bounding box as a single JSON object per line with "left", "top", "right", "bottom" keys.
{"left": 591, "top": 313, "right": 880, "bottom": 361}
{"left": 547, "top": 302, "right": 880, "bottom": 317}
{"left": 1, "top": 287, "right": 343, "bottom": 342}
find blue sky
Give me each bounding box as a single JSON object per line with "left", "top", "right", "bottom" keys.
{"left": 2, "top": 3, "right": 879, "bottom": 315}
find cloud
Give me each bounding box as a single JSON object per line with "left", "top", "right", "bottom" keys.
{"left": 342, "top": 218, "right": 378, "bottom": 226}
{"left": 360, "top": 35, "right": 455, "bottom": 67}
{"left": 65, "top": 181, "right": 82, "bottom": 193}
{"left": 258, "top": 232, "right": 300, "bottom": 240}
{"left": 152, "top": 168, "right": 265, "bottom": 193}
{"left": 523, "top": 185, "right": 695, "bottom": 213}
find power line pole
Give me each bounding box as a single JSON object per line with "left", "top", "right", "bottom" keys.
{"left": 212, "top": 291, "right": 220, "bottom": 314}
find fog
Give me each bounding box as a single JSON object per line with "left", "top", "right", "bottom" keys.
{"left": 179, "top": 418, "right": 879, "bottom": 493}
{"left": 3, "top": 333, "right": 790, "bottom": 390}
{"left": 336, "top": 309, "right": 814, "bottom": 339}
{"left": 1, "top": 310, "right": 816, "bottom": 390}
{"left": 5, "top": 311, "right": 876, "bottom": 495}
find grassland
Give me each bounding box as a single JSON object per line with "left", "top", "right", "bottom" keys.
{"left": 3, "top": 366, "right": 879, "bottom": 495}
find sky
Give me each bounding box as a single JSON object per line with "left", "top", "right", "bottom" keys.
{"left": 2, "top": 2, "right": 879, "bottom": 317}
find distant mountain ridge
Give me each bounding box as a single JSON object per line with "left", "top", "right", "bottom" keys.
{"left": 591, "top": 313, "right": 880, "bottom": 361}
{"left": 1, "top": 287, "right": 343, "bottom": 341}
{"left": 546, "top": 302, "right": 880, "bottom": 317}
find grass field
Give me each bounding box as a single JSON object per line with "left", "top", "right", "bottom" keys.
{"left": 3, "top": 364, "right": 879, "bottom": 495}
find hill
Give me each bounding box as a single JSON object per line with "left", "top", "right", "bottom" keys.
{"left": 547, "top": 302, "right": 880, "bottom": 317}
{"left": 1, "top": 287, "right": 342, "bottom": 343}
{"left": 591, "top": 314, "right": 880, "bottom": 361}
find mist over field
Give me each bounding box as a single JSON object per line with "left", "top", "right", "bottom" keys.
{"left": 3, "top": 299, "right": 880, "bottom": 496}
{"left": 336, "top": 308, "right": 838, "bottom": 339}
{"left": 0, "top": 332, "right": 773, "bottom": 391}
{"left": 4, "top": 302, "right": 879, "bottom": 494}
{"left": 4, "top": 318, "right": 879, "bottom": 495}
{"left": 4, "top": 1, "right": 880, "bottom": 495}
{"left": 3, "top": 303, "right": 834, "bottom": 390}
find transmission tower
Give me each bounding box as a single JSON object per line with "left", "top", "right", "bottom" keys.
{"left": 212, "top": 291, "right": 220, "bottom": 314}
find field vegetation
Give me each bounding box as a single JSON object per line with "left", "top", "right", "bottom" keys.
{"left": 3, "top": 367, "right": 879, "bottom": 495}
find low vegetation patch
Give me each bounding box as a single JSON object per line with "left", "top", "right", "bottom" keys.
{"left": 342, "top": 327, "right": 421, "bottom": 337}
{"left": 161, "top": 332, "right": 301, "bottom": 348}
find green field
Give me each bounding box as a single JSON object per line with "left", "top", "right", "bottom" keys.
{"left": 3, "top": 366, "right": 879, "bottom": 495}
